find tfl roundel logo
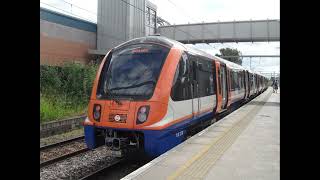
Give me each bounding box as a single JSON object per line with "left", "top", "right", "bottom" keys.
{"left": 114, "top": 115, "right": 121, "bottom": 122}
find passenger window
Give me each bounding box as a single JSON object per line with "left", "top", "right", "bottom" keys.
{"left": 171, "top": 53, "right": 215, "bottom": 101}
{"left": 218, "top": 68, "right": 221, "bottom": 94}
{"left": 230, "top": 72, "right": 234, "bottom": 91}
{"left": 232, "top": 71, "right": 238, "bottom": 90}
{"left": 171, "top": 52, "right": 191, "bottom": 101}
{"left": 239, "top": 72, "right": 242, "bottom": 89}
{"left": 197, "top": 58, "right": 215, "bottom": 97}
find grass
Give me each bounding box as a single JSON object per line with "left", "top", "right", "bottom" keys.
{"left": 40, "top": 63, "right": 98, "bottom": 123}
{"left": 40, "top": 95, "right": 87, "bottom": 123}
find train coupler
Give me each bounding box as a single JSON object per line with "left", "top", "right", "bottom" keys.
{"left": 105, "top": 137, "right": 129, "bottom": 149}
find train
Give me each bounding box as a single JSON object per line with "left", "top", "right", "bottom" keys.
{"left": 83, "top": 36, "right": 269, "bottom": 157}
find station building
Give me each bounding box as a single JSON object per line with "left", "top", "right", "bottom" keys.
{"left": 40, "top": 0, "right": 159, "bottom": 65}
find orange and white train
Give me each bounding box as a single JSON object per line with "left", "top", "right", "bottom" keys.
{"left": 83, "top": 36, "right": 268, "bottom": 157}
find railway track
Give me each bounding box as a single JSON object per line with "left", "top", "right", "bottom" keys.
{"left": 40, "top": 135, "right": 89, "bottom": 168}
{"left": 40, "top": 146, "right": 125, "bottom": 180}
{"left": 78, "top": 155, "right": 153, "bottom": 180}
{"left": 40, "top": 135, "right": 85, "bottom": 150}
{"left": 40, "top": 92, "right": 266, "bottom": 179}
{"left": 40, "top": 136, "right": 151, "bottom": 179}
{"left": 40, "top": 148, "right": 89, "bottom": 168}
{"left": 79, "top": 158, "right": 125, "bottom": 180}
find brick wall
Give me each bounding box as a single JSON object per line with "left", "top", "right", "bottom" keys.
{"left": 40, "top": 8, "right": 97, "bottom": 65}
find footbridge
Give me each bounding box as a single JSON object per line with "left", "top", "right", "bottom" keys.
{"left": 158, "top": 19, "right": 280, "bottom": 44}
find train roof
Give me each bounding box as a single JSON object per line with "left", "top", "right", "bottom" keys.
{"left": 114, "top": 36, "right": 266, "bottom": 78}
{"left": 179, "top": 41, "right": 248, "bottom": 72}
{"left": 114, "top": 35, "right": 176, "bottom": 50}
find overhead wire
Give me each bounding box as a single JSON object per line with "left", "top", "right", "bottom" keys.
{"left": 164, "top": 0, "right": 232, "bottom": 52}
{"left": 40, "top": 1, "right": 95, "bottom": 22}
{"left": 41, "top": 0, "right": 130, "bottom": 42}
{"left": 40, "top": 0, "right": 231, "bottom": 48}
{"left": 41, "top": 0, "right": 279, "bottom": 71}
{"left": 59, "top": 0, "right": 97, "bottom": 15}
{"left": 41, "top": 0, "right": 204, "bottom": 42}
{"left": 117, "top": 0, "right": 201, "bottom": 40}
{"left": 163, "top": 1, "right": 279, "bottom": 72}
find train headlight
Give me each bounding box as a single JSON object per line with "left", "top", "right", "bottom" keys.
{"left": 136, "top": 106, "right": 150, "bottom": 124}
{"left": 138, "top": 113, "right": 147, "bottom": 122}
{"left": 93, "top": 104, "right": 101, "bottom": 122}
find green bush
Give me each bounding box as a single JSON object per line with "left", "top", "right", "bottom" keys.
{"left": 40, "top": 62, "right": 98, "bottom": 122}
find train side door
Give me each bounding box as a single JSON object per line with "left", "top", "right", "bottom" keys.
{"left": 244, "top": 71, "right": 248, "bottom": 99}
{"left": 220, "top": 64, "right": 228, "bottom": 109}
{"left": 226, "top": 67, "right": 232, "bottom": 108}
{"left": 247, "top": 72, "right": 250, "bottom": 97}
{"left": 189, "top": 55, "right": 200, "bottom": 117}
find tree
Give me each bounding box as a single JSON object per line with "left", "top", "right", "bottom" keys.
{"left": 215, "top": 48, "right": 243, "bottom": 65}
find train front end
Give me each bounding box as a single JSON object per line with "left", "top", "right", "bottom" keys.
{"left": 83, "top": 37, "right": 183, "bottom": 157}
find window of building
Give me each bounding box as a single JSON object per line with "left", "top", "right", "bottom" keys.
{"left": 150, "top": 9, "right": 156, "bottom": 28}
{"left": 146, "top": 7, "right": 150, "bottom": 25}
{"left": 145, "top": 7, "right": 156, "bottom": 35}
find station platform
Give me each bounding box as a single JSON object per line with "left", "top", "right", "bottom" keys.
{"left": 122, "top": 87, "right": 279, "bottom": 180}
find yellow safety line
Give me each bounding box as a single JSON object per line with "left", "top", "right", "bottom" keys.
{"left": 167, "top": 90, "right": 272, "bottom": 180}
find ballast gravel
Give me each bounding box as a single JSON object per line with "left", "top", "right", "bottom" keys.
{"left": 40, "top": 140, "right": 86, "bottom": 163}
{"left": 40, "top": 146, "right": 116, "bottom": 180}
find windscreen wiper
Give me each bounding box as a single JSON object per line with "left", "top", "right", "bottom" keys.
{"left": 109, "top": 80, "right": 156, "bottom": 91}
{"left": 107, "top": 90, "right": 122, "bottom": 105}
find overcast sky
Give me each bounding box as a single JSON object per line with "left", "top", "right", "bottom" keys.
{"left": 149, "top": 0, "right": 279, "bottom": 24}
{"left": 40, "top": 0, "right": 280, "bottom": 75}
